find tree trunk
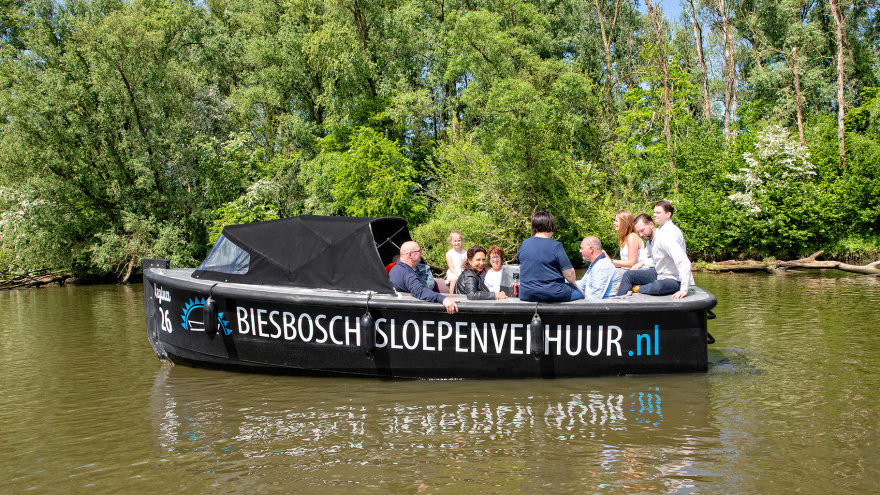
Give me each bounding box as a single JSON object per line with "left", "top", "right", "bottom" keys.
{"left": 591, "top": 0, "right": 621, "bottom": 132}
{"left": 791, "top": 46, "right": 805, "bottom": 146}
{"left": 592, "top": 0, "right": 615, "bottom": 99}
{"left": 645, "top": 0, "right": 672, "bottom": 151}
{"left": 717, "top": 0, "right": 736, "bottom": 145}
{"left": 828, "top": 0, "right": 846, "bottom": 165}
{"left": 701, "top": 251, "right": 880, "bottom": 276}
{"left": 688, "top": 0, "right": 711, "bottom": 120}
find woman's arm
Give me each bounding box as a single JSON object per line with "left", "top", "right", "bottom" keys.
{"left": 562, "top": 267, "right": 577, "bottom": 285}
{"left": 612, "top": 233, "right": 640, "bottom": 268}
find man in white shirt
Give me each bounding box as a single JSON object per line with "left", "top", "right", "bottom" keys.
{"left": 616, "top": 216, "right": 692, "bottom": 299}
{"left": 653, "top": 199, "right": 694, "bottom": 286}
{"left": 653, "top": 200, "right": 686, "bottom": 250}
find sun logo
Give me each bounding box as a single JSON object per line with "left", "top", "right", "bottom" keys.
{"left": 181, "top": 298, "right": 231, "bottom": 335}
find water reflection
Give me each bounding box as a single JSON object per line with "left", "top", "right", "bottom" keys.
{"left": 698, "top": 271, "right": 880, "bottom": 494}
{"left": 4, "top": 274, "right": 880, "bottom": 493}
{"left": 148, "top": 366, "right": 716, "bottom": 492}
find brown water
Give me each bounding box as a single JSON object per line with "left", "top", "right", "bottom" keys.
{"left": 1, "top": 272, "right": 878, "bottom": 493}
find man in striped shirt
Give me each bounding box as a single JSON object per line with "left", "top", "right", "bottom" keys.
{"left": 576, "top": 236, "right": 621, "bottom": 299}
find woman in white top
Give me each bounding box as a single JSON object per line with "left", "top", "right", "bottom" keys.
{"left": 483, "top": 245, "right": 505, "bottom": 293}
{"left": 611, "top": 209, "right": 646, "bottom": 270}
{"left": 445, "top": 230, "right": 467, "bottom": 287}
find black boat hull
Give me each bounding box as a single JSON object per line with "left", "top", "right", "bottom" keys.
{"left": 144, "top": 262, "right": 715, "bottom": 379}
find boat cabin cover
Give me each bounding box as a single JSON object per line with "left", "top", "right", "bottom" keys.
{"left": 191, "top": 216, "right": 410, "bottom": 294}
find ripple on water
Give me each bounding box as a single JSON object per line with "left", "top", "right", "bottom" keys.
{"left": 2, "top": 277, "right": 880, "bottom": 493}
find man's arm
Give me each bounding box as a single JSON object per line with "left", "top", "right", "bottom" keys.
{"left": 663, "top": 236, "right": 692, "bottom": 299}
{"left": 390, "top": 264, "right": 448, "bottom": 304}
{"left": 576, "top": 271, "right": 588, "bottom": 293}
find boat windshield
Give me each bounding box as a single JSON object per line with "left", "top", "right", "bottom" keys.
{"left": 197, "top": 235, "right": 250, "bottom": 275}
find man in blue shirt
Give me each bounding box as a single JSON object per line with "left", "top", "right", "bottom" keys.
{"left": 389, "top": 241, "right": 459, "bottom": 314}
{"left": 576, "top": 236, "right": 621, "bottom": 299}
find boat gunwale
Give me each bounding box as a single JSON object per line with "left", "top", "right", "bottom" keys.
{"left": 147, "top": 267, "right": 717, "bottom": 315}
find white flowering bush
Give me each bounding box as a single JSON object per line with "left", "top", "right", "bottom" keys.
{"left": 724, "top": 125, "right": 833, "bottom": 255}
{"left": 0, "top": 185, "right": 61, "bottom": 275}
{"left": 727, "top": 125, "right": 815, "bottom": 215}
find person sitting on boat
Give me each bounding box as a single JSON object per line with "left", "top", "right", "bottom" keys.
{"left": 610, "top": 209, "right": 647, "bottom": 271}
{"left": 444, "top": 230, "right": 467, "bottom": 289}
{"left": 653, "top": 199, "right": 694, "bottom": 285}
{"left": 483, "top": 245, "right": 505, "bottom": 293}
{"left": 454, "top": 245, "right": 508, "bottom": 300}
{"left": 385, "top": 255, "right": 399, "bottom": 274}
{"left": 577, "top": 236, "right": 621, "bottom": 299}
{"left": 616, "top": 215, "right": 692, "bottom": 299}
{"left": 415, "top": 262, "right": 436, "bottom": 290}
{"left": 517, "top": 211, "right": 584, "bottom": 302}
{"left": 390, "top": 241, "right": 459, "bottom": 314}
{"left": 632, "top": 213, "right": 655, "bottom": 271}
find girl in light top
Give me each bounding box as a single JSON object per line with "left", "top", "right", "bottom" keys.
{"left": 445, "top": 230, "right": 466, "bottom": 288}
{"left": 483, "top": 245, "right": 505, "bottom": 293}
{"left": 611, "top": 209, "right": 646, "bottom": 270}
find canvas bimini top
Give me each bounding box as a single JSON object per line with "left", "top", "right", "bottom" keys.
{"left": 191, "top": 216, "right": 411, "bottom": 294}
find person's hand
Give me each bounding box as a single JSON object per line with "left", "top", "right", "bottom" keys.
{"left": 495, "top": 292, "right": 508, "bottom": 300}
{"left": 442, "top": 296, "right": 458, "bottom": 314}
{"left": 671, "top": 290, "right": 688, "bottom": 300}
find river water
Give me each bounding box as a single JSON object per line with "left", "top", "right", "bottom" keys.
{"left": 1, "top": 271, "right": 878, "bottom": 493}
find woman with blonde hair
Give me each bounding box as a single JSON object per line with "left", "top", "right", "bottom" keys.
{"left": 611, "top": 209, "right": 646, "bottom": 270}
{"left": 444, "top": 230, "right": 466, "bottom": 288}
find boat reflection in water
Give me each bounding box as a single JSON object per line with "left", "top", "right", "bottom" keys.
{"left": 148, "top": 366, "right": 716, "bottom": 492}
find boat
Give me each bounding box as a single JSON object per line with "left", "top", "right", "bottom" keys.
{"left": 142, "top": 215, "right": 717, "bottom": 379}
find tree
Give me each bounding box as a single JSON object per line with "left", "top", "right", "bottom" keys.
{"left": 687, "top": 0, "right": 711, "bottom": 120}
{"left": 725, "top": 125, "right": 835, "bottom": 255}
{"left": 332, "top": 127, "right": 428, "bottom": 220}
{"left": 0, "top": 0, "right": 222, "bottom": 277}
{"left": 715, "top": 0, "right": 738, "bottom": 144}
{"left": 828, "top": 0, "right": 847, "bottom": 164}
{"left": 737, "top": 0, "right": 827, "bottom": 146}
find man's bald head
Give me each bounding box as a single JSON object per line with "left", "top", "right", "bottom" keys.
{"left": 583, "top": 236, "right": 601, "bottom": 251}
{"left": 399, "top": 241, "right": 422, "bottom": 268}
{"left": 579, "top": 236, "right": 603, "bottom": 263}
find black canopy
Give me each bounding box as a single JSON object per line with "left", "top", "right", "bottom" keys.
{"left": 192, "top": 216, "right": 411, "bottom": 294}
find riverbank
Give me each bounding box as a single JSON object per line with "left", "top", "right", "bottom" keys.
{"left": 0, "top": 271, "right": 123, "bottom": 290}
{"left": 5, "top": 251, "right": 879, "bottom": 291}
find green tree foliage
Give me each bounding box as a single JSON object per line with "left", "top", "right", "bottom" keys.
{"left": 2, "top": 0, "right": 880, "bottom": 280}
{"left": 0, "top": 0, "right": 221, "bottom": 278}
{"left": 331, "top": 127, "right": 428, "bottom": 220}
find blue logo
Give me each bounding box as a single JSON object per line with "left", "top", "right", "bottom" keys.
{"left": 181, "top": 298, "right": 231, "bottom": 335}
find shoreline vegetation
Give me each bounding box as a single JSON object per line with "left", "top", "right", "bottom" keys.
{"left": 2, "top": 0, "right": 880, "bottom": 283}
{"left": 4, "top": 251, "right": 878, "bottom": 290}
